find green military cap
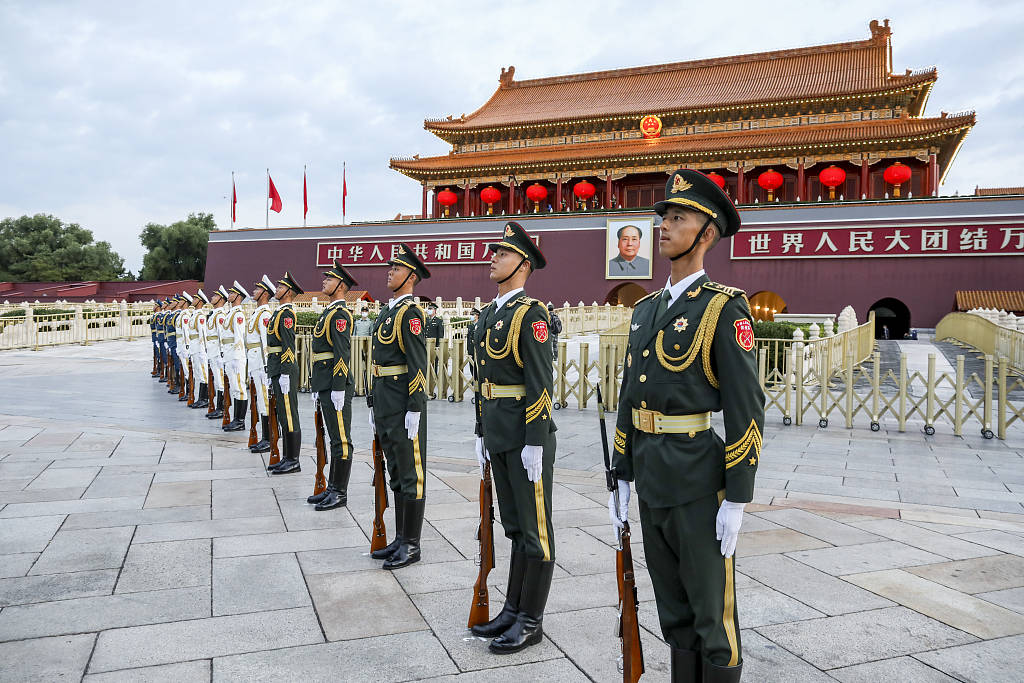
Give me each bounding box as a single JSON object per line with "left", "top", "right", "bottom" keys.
{"left": 487, "top": 221, "right": 547, "bottom": 269}
{"left": 388, "top": 243, "right": 431, "bottom": 280}
{"left": 324, "top": 259, "right": 358, "bottom": 289}
{"left": 654, "top": 169, "right": 741, "bottom": 238}
{"left": 230, "top": 280, "right": 250, "bottom": 300}
{"left": 195, "top": 289, "right": 210, "bottom": 304}
{"left": 253, "top": 274, "right": 275, "bottom": 297}
{"left": 278, "top": 271, "right": 305, "bottom": 295}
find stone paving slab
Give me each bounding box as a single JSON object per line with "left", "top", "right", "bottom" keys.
{"left": 913, "top": 634, "right": 1024, "bottom": 682}
{"left": 0, "top": 568, "right": 119, "bottom": 608}
{"left": 29, "top": 525, "right": 135, "bottom": 575}
{"left": 0, "top": 633, "right": 96, "bottom": 682}
{"left": 906, "top": 554, "right": 1024, "bottom": 594}
{"left": 213, "top": 553, "right": 311, "bottom": 616}
{"left": 116, "top": 538, "right": 211, "bottom": 593}
{"left": 829, "top": 655, "right": 961, "bottom": 682}
{"left": 83, "top": 660, "right": 212, "bottom": 683}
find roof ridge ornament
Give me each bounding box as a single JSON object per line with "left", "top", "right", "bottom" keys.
{"left": 499, "top": 66, "right": 516, "bottom": 88}
{"left": 869, "top": 19, "right": 891, "bottom": 41}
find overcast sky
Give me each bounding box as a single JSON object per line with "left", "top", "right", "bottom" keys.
{"left": 2, "top": 1, "right": 1022, "bottom": 274}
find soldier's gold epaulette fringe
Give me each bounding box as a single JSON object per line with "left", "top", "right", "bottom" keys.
{"left": 703, "top": 282, "right": 745, "bottom": 298}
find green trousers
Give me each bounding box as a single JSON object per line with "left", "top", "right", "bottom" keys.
{"left": 489, "top": 433, "right": 556, "bottom": 561}
{"left": 639, "top": 491, "right": 741, "bottom": 667}
{"left": 316, "top": 390, "right": 353, "bottom": 463}
{"left": 270, "top": 374, "right": 300, "bottom": 435}
{"left": 377, "top": 414, "right": 427, "bottom": 500}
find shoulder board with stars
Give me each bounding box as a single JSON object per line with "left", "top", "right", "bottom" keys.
{"left": 702, "top": 282, "right": 746, "bottom": 298}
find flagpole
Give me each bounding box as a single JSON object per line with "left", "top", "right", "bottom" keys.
{"left": 266, "top": 168, "right": 269, "bottom": 229}
{"left": 342, "top": 161, "right": 346, "bottom": 226}
{"left": 230, "top": 171, "right": 235, "bottom": 228}
{"left": 303, "top": 164, "right": 307, "bottom": 228}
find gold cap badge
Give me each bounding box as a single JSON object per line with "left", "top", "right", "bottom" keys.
{"left": 671, "top": 174, "right": 693, "bottom": 193}
{"left": 504, "top": 225, "right": 514, "bottom": 237}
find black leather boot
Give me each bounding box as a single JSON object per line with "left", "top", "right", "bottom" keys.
{"left": 224, "top": 400, "right": 247, "bottom": 431}
{"left": 251, "top": 416, "right": 271, "bottom": 452}
{"left": 489, "top": 557, "right": 555, "bottom": 654}
{"left": 207, "top": 392, "right": 224, "bottom": 419}
{"left": 191, "top": 383, "right": 209, "bottom": 409}
{"left": 315, "top": 457, "right": 352, "bottom": 511}
{"left": 371, "top": 498, "right": 404, "bottom": 560}
{"left": 671, "top": 647, "right": 702, "bottom": 683}
{"left": 383, "top": 497, "right": 424, "bottom": 569}
{"left": 471, "top": 551, "right": 527, "bottom": 638}
{"left": 271, "top": 432, "right": 302, "bottom": 474}
{"left": 702, "top": 661, "right": 741, "bottom": 682}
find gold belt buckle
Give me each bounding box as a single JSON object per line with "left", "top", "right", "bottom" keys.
{"left": 481, "top": 382, "right": 493, "bottom": 400}
{"left": 637, "top": 408, "right": 656, "bottom": 434}
{"left": 372, "top": 364, "right": 381, "bottom": 377}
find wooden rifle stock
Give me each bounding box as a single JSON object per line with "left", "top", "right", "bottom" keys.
{"left": 313, "top": 400, "right": 327, "bottom": 496}
{"left": 247, "top": 379, "right": 259, "bottom": 447}
{"left": 596, "top": 386, "right": 644, "bottom": 682}
{"left": 221, "top": 370, "right": 231, "bottom": 427}
{"left": 370, "top": 433, "right": 389, "bottom": 553}
{"left": 467, "top": 459, "right": 494, "bottom": 628}
{"left": 186, "top": 359, "right": 194, "bottom": 406}
{"left": 267, "top": 392, "right": 281, "bottom": 466}
{"left": 207, "top": 367, "right": 216, "bottom": 415}
{"left": 178, "top": 362, "right": 186, "bottom": 399}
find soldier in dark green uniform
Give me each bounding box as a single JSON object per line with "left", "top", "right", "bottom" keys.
{"left": 150, "top": 300, "right": 163, "bottom": 378}
{"left": 470, "top": 222, "right": 556, "bottom": 655}
{"left": 466, "top": 307, "right": 481, "bottom": 381}
{"left": 368, "top": 244, "right": 429, "bottom": 570}
{"left": 267, "top": 272, "right": 303, "bottom": 475}
{"left": 609, "top": 170, "right": 763, "bottom": 683}
{"left": 307, "top": 259, "right": 357, "bottom": 511}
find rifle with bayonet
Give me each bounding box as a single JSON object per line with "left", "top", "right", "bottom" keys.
{"left": 467, "top": 378, "right": 494, "bottom": 628}
{"left": 267, "top": 391, "right": 281, "bottom": 467}
{"left": 247, "top": 379, "right": 259, "bottom": 448}
{"left": 313, "top": 398, "right": 328, "bottom": 496}
{"left": 368, "top": 394, "right": 389, "bottom": 553}
{"left": 221, "top": 369, "right": 231, "bottom": 428}
{"left": 597, "top": 384, "right": 644, "bottom": 683}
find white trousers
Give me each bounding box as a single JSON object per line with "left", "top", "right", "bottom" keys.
{"left": 248, "top": 366, "right": 270, "bottom": 416}
{"left": 225, "top": 358, "right": 248, "bottom": 401}
{"left": 190, "top": 351, "right": 207, "bottom": 401}
{"left": 208, "top": 354, "right": 224, "bottom": 392}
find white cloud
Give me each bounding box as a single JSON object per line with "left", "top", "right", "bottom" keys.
{"left": 1, "top": 1, "right": 1022, "bottom": 272}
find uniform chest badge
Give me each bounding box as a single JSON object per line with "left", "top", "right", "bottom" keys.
{"left": 409, "top": 318, "right": 421, "bottom": 335}
{"left": 532, "top": 320, "right": 548, "bottom": 343}
{"left": 283, "top": 317, "right": 293, "bottom": 329}
{"left": 631, "top": 323, "right": 641, "bottom": 332}
{"left": 262, "top": 318, "right": 268, "bottom": 327}
{"left": 734, "top": 319, "right": 754, "bottom": 352}
{"left": 494, "top": 320, "right": 504, "bottom": 331}
{"left": 218, "top": 317, "right": 225, "bottom": 325}
{"left": 336, "top": 319, "right": 347, "bottom": 332}
{"left": 673, "top": 316, "right": 689, "bottom": 332}
{"left": 237, "top": 315, "right": 244, "bottom": 325}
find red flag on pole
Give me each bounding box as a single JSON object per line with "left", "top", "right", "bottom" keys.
{"left": 231, "top": 176, "right": 237, "bottom": 225}
{"left": 303, "top": 169, "right": 308, "bottom": 219}
{"left": 342, "top": 162, "right": 347, "bottom": 224}
{"left": 268, "top": 175, "right": 283, "bottom": 213}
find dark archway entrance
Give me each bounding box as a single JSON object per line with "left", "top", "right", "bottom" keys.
{"left": 749, "top": 291, "right": 788, "bottom": 321}
{"left": 606, "top": 282, "right": 649, "bottom": 306}
{"left": 869, "top": 297, "right": 911, "bottom": 339}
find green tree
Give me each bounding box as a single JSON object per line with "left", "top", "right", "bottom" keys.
{"left": 138, "top": 212, "right": 216, "bottom": 280}
{"left": 0, "top": 214, "right": 127, "bottom": 281}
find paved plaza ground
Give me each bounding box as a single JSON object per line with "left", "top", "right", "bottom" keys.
{"left": 0, "top": 340, "right": 1023, "bottom": 681}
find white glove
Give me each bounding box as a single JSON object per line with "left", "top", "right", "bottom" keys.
{"left": 405, "top": 411, "right": 420, "bottom": 441}
{"left": 331, "top": 391, "right": 345, "bottom": 412}
{"left": 278, "top": 374, "right": 290, "bottom": 395}
{"left": 311, "top": 392, "right": 319, "bottom": 407}
{"left": 368, "top": 407, "right": 375, "bottom": 431}
{"left": 608, "top": 479, "right": 631, "bottom": 530}
{"left": 475, "top": 437, "right": 489, "bottom": 478}
{"left": 520, "top": 445, "right": 543, "bottom": 482}
{"left": 716, "top": 500, "right": 746, "bottom": 558}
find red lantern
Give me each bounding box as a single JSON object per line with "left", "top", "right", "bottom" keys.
{"left": 706, "top": 172, "right": 726, "bottom": 190}
{"left": 757, "top": 169, "right": 783, "bottom": 202}
{"left": 573, "top": 180, "right": 596, "bottom": 210}
{"left": 436, "top": 188, "right": 458, "bottom": 217}
{"left": 480, "top": 186, "right": 501, "bottom": 215}
{"left": 883, "top": 162, "right": 913, "bottom": 197}
{"left": 818, "top": 165, "right": 847, "bottom": 200}
{"left": 525, "top": 183, "right": 548, "bottom": 213}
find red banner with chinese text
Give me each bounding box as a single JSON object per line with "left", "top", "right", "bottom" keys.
{"left": 730, "top": 223, "right": 1024, "bottom": 259}
{"left": 316, "top": 235, "right": 540, "bottom": 267}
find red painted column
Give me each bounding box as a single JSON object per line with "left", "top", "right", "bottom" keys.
{"left": 929, "top": 153, "right": 939, "bottom": 196}
{"left": 860, "top": 160, "right": 869, "bottom": 199}
{"left": 605, "top": 175, "right": 613, "bottom": 209}
{"left": 736, "top": 167, "right": 746, "bottom": 203}
{"left": 463, "top": 183, "right": 470, "bottom": 217}
{"left": 508, "top": 179, "right": 516, "bottom": 215}
{"left": 796, "top": 163, "right": 805, "bottom": 201}
{"left": 555, "top": 178, "right": 563, "bottom": 212}
{"left": 421, "top": 185, "right": 428, "bottom": 219}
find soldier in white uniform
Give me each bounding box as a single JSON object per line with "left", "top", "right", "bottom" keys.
{"left": 247, "top": 275, "right": 275, "bottom": 453}
{"left": 189, "top": 290, "right": 211, "bottom": 409}
{"left": 177, "top": 292, "right": 194, "bottom": 403}
{"left": 222, "top": 281, "right": 250, "bottom": 432}
{"left": 205, "top": 286, "right": 228, "bottom": 420}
